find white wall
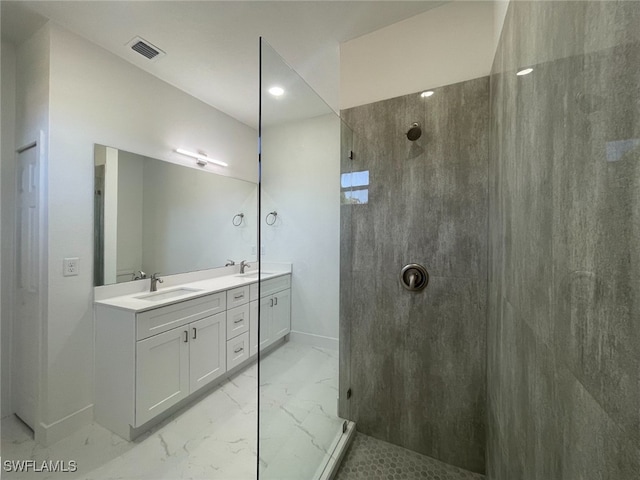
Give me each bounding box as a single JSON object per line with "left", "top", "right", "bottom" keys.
{"left": 1, "top": 41, "right": 17, "bottom": 418}
{"left": 142, "top": 155, "right": 257, "bottom": 275}
{"left": 262, "top": 114, "right": 340, "bottom": 344}
{"left": 340, "top": 1, "right": 496, "bottom": 109}
{"left": 21, "top": 21, "right": 257, "bottom": 441}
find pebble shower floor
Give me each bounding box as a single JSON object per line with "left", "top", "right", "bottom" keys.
{"left": 335, "top": 433, "right": 485, "bottom": 480}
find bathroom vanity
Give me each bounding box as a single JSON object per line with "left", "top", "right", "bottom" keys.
{"left": 94, "top": 271, "right": 291, "bottom": 440}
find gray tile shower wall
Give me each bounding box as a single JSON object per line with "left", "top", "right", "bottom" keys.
{"left": 340, "top": 76, "right": 490, "bottom": 474}
{"left": 488, "top": 1, "right": 640, "bottom": 479}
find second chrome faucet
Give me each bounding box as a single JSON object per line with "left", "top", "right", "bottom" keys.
{"left": 240, "top": 260, "right": 251, "bottom": 274}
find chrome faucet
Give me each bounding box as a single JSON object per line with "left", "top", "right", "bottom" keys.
{"left": 133, "top": 270, "right": 147, "bottom": 280}
{"left": 150, "top": 273, "right": 163, "bottom": 292}
{"left": 240, "top": 260, "right": 251, "bottom": 274}
{"left": 225, "top": 259, "right": 236, "bottom": 267}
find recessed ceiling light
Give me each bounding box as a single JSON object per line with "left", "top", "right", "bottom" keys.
{"left": 268, "top": 86, "right": 285, "bottom": 97}
{"left": 420, "top": 90, "right": 434, "bottom": 98}
{"left": 516, "top": 68, "right": 533, "bottom": 76}
{"left": 175, "top": 148, "right": 228, "bottom": 168}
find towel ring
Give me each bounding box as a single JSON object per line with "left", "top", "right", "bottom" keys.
{"left": 266, "top": 211, "right": 278, "bottom": 226}
{"left": 232, "top": 213, "right": 244, "bottom": 226}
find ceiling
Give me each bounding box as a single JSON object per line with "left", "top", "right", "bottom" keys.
{"left": 2, "top": 1, "right": 448, "bottom": 129}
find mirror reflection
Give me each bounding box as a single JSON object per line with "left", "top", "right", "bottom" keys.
{"left": 94, "top": 145, "right": 257, "bottom": 286}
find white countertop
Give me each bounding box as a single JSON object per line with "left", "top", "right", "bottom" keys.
{"left": 95, "top": 270, "right": 289, "bottom": 313}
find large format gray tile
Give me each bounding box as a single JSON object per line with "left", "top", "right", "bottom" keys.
{"left": 341, "top": 76, "right": 489, "bottom": 474}
{"left": 488, "top": 1, "right": 640, "bottom": 479}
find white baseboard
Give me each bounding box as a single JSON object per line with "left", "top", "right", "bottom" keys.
{"left": 289, "top": 331, "right": 338, "bottom": 350}
{"left": 35, "top": 404, "right": 93, "bottom": 446}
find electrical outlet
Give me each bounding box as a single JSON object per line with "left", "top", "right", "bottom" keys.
{"left": 63, "top": 257, "right": 79, "bottom": 277}
{"left": 251, "top": 245, "right": 257, "bottom": 255}
{"left": 261, "top": 245, "right": 266, "bottom": 255}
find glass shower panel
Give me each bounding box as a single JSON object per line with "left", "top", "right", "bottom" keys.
{"left": 258, "top": 39, "right": 347, "bottom": 479}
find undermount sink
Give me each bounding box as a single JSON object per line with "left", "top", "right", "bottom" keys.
{"left": 234, "top": 271, "right": 276, "bottom": 279}
{"left": 135, "top": 287, "right": 203, "bottom": 302}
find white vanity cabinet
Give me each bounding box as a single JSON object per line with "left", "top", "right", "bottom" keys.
{"left": 254, "top": 275, "right": 292, "bottom": 351}
{"left": 94, "top": 272, "right": 291, "bottom": 440}
{"left": 96, "top": 292, "right": 228, "bottom": 437}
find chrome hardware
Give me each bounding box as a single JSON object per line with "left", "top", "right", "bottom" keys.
{"left": 133, "top": 270, "right": 147, "bottom": 280}
{"left": 266, "top": 211, "right": 278, "bottom": 226}
{"left": 400, "top": 264, "right": 429, "bottom": 291}
{"left": 192, "top": 328, "right": 197, "bottom": 340}
{"left": 234, "top": 346, "right": 244, "bottom": 354}
{"left": 234, "top": 293, "right": 244, "bottom": 300}
{"left": 150, "top": 273, "right": 163, "bottom": 292}
{"left": 274, "top": 296, "right": 278, "bottom": 306}
{"left": 240, "top": 260, "right": 251, "bottom": 274}
{"left": 232, "top": 213, "right": 244, "bottom": 226}
{"left": 270, "top": 298, "right": 274, "bottom": 307}
{"left": 234, "top": 318, "right": 243, "bottom": 324}
{"left": 183, "top": 331, "right": 188, "bottom": 343}
{"left": 225, "top": 259, "right": 236, "bottom": 267}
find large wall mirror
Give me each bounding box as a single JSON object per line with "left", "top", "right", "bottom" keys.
{"left": 94, "top": 144, "right": 257, "bottom": 286}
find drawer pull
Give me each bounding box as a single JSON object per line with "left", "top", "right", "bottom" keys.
{"left": 192, "top": 327, "right": 197, "bottom": 340}
{"left": 234, "top": 317, "right": 244, "bottom": 324}
{"left": 183, "top": 331, "right": 189, "bottom": 343}
{"left": 234, "top": 346, "right": 244, "bottom": 354}
{"left": 274, "top": 296, "right": 278, "bottom": 306}
{"left": 234, "top": 294, "right": 244, "bottom": 300}
{"left": 270, "top": 298, "right": 274, "bottom": 307}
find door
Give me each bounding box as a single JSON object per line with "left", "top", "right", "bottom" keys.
{"left": 189, "top": 312, "right": 226, "bottom": 392}
{"left": 14, "top": 140, "right": 43, "bottom": 429}
{"left": 271, "top": 289, "right": 291, "bottom": 339}
{"left": 136, "top": 327, "right": 189, "bottom": 426}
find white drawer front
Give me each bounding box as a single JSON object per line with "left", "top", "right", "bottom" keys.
{"left": 227, "top": 286, "right": 250, "bottom": 309}
{"left": 136, "top": 292, "right": 226, "bottom": 341}
{"left": 226, "top": 303, "right": 250, "bottom": 340}
{"left": 260, "top": 275, "right": 291, "bottom": 298}
{"left": 226, "top": 332, "right": 249, "bottom": 370}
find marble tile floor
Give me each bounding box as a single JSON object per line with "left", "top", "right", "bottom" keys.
{"left": 1, "top": 341, "right": 342, "bottom": 480}
{"left": 335, "top": 434, "right": 485, "bottom": 480}
{"left": 259, "top": 342, "right": 343, "bottom": 479}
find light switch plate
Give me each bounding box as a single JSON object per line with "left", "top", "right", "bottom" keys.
{"left": 63, "top": 257, "right": 79, "bottom": 276}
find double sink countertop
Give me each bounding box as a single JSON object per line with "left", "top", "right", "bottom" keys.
{"left": 95, "top": 266, "right": 290, "bottom": 313}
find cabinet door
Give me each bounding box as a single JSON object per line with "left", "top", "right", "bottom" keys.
{"left": 136, "top": 327, "right": 189, "bottom": 426}
{"left": 189, "top": 312, "right": 227, "bottom": 393}
{"left": 259, "top": 296, "right": 273, "bottom": 350}
{"left": 272, "top": 289, "right": 291, "bottom": 340}
{"left": 249, "top": 300, "right": 258, "bottom": 356}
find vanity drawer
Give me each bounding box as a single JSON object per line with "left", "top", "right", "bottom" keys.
{"left": 260, "top": 275, "right": 291, "bottom": 298}
{"left": 226, "top": 304, "right": 249, "bottom": 340}
{"left": 227, "top": 286, "right": 250, "bottom": 308}
{"left": 226, "top": 332, "right": 249, "bottom": 370}
{"left": 136, "top": 292, "right": 226, "bottom": 341}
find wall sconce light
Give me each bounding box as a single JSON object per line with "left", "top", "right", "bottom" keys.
{"left": 175, "top": 148, "right": 228, "bottom": 167}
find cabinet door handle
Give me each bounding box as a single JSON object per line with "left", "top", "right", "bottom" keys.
{"left": 234, "top": 346, "right": 244, "bottom": 354}
{"left": 274, "top": 296, "right": 278, "bottom": 306}
{"left": 270, "top": 298, "right": 274, "bottom": 307}
{"left": 183, "top": 331, "right": 189, "bottom": 343}
{"left": 192, "top": 327, "right": 197, "bottom": 340}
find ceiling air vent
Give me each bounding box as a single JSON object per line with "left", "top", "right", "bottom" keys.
{"left": 126, "top": 36, "right": 166, "bottom": 61}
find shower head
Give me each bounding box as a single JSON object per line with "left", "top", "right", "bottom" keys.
{"left": 406, "top": 122, "right": 422, "bottom": 141}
